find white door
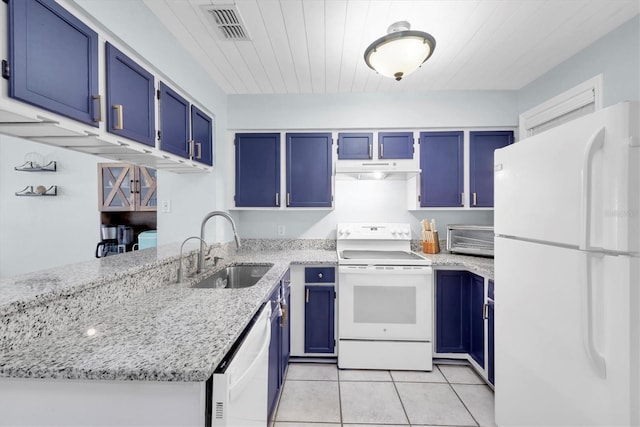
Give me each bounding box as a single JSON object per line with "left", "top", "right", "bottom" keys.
{"left": 494, "top": 101, "right": 639, "bottom": 254}
{"left": 495, "top": 236, "right": 637, "bottom": 426}
{"left": 338, "top": 265, "right": 432, "bottom": 341}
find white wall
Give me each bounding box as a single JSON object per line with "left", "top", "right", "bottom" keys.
{"left": 227, "top": 90, "right": 516, "bottom": 238}
{"left": 0, "top": 137, "right": 105, "bottom": 277}
{"left": 517, "top": 14, "right": 640, "bottom": 113}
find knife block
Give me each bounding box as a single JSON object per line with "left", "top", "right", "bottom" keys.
{"left": 422, "top": 231, "right": 440, "bottom": 254}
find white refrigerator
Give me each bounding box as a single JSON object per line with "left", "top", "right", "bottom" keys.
{"left": 494, "top": 101, "right": 639, "bottom": 426}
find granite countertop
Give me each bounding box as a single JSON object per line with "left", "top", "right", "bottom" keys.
{"left": 0, "top": 249, "right": 337, "bottom": 383}
{"left": 0, "top": 242, "right": 492, "bottom": 383}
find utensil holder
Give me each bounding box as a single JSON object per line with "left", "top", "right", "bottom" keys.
{"left": 422, "top": 231, "right": 440, "bottom": 254}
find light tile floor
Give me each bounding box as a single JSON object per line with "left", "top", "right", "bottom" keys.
{"left": 272, "top": 362, "right": 496, "bottom": 427}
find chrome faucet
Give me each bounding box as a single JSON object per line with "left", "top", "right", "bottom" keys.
{"left": 198, "top": 211, "right": 241, "bottom": 273}
{"left": 177, "top": 236, "right": 209, "bottom": 283}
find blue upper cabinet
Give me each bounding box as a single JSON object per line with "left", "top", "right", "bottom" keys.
{"left": 337, "top": 132, "right": 372, "bottom": 160}
{"left": 419, "top": 131, "right": 464, "bottom": 207}
{"left": 105, "top": 43, "right": 155, "bottom": 146}
{"left": 8, "top": 0, "right": 100, "bottom": 126}
{"left": 190, "top": 105, "right": 213, "bottom": 166}
{"left": 469, "top": 131, "right": 514, "bottom": 207}
{"left": 378, "top": 132, "right": 414, "bottom": 159}
{"left": 235, "top": 133, "right": 281, "bottom": 207}
{"left": 159, "top": 82, "right": 190, "bottom": 159}
{"left": 286, "top": 133, "right": 332, "bottom": 208}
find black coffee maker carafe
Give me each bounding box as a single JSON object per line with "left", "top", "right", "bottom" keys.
{"left": 117, "top": 225, "right": 134, "bottom": 252}
{"left": 96, "top": 225, "right": 118, "bottom": 258}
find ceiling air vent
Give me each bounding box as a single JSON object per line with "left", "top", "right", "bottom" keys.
{"left": 201, "top": 4, "right": 251, "bottom": 41}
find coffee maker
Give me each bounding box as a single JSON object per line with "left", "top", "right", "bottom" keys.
{"left": 96, "top": 224, "right": 118, "bottom": 258}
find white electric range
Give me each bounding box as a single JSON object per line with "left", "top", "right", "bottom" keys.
{"left": 336, "top": 223, "right": 434, "bottom": 371}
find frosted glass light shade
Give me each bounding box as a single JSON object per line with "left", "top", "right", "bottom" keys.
{"left": 364, "top": 26, "right": 436, "bottom": 81}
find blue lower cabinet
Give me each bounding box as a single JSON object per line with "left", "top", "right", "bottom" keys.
{"left": 159, "top": 82, "right": 190, "bottom": 159}
{"left": 8, "top": 0, "right": 100, "bottom": 126}
{"left": 436, "top": 271, "right": 471, "bottom": 353}
{"left": 267, "top": 287, "right": 282, "bottom": 419}
{"left": 105, "top": 42, "right": 155, "bottom": 146}
{"left": 286, "top": 133, "right": 333, "bottom": 208}
{"left": 469, "top": 273, "right": 485, "bottom": 367}
{"left": 280, "top": 271, "right": 291, "bottom": 381}
{"left": 304, "top": 285, "right": 335, "bottom": 354}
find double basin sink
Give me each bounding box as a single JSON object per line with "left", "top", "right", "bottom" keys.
{"left": 190, "top": 263, "right": 272, "bottom": 289}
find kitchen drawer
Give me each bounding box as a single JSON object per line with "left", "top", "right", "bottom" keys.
{"left": 305, "top": 267, "right": 335, "bottom": 283}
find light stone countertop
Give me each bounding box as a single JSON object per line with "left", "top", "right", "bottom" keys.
{"left": 0, "top": 241, "right": 493, "bottom": 383}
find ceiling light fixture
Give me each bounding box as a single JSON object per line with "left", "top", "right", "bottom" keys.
{"left": 364, "top": 21, "right": 436, "bottom": 81}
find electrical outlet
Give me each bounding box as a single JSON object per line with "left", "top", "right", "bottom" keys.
{"left": 277, "top": 225, "right": 286, "bottom": 236}
{"left": 161, "top": 200, "right": 171, "bottom": 213}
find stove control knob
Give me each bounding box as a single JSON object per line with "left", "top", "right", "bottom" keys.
{"left": 391, "top": 228, "right": 398, "bottom": 236}
{"left": 402, "top": 229, "right": 410, "bottom": 236}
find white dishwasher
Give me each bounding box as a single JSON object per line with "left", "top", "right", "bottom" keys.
{"left": 212, "top": 303, "right": 271, "bottom": 427}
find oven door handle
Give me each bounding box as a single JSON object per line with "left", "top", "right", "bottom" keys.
{"left": 338, "top": 266, "right": 432, "bottom": 275}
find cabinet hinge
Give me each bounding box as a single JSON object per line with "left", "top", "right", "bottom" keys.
{"left": 157, "top": 130, "right": 161, "bottom": 141}
{"left": 1, "top": 60, "right": 9, "bottom": 80}
{"left": 418, "top": 194, "right": 421, "bottom": 202}
{"left": 333, "top": 339, "right": 336, "bottom": 348}
{"left": 156, "top": 89, "right": 161, "bottom": 100}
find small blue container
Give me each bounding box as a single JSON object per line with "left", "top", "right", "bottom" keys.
{"left": 138, "top": 230, "right": 157, "bottom": 250}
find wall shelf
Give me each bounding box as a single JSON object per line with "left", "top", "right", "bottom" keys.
{"left": 15, "top": 185, "right": 58, "bottom": 197}
{"left": 14, "top": 160, "right": 57, "bottom": 172}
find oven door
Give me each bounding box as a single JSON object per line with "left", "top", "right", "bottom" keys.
{"left": 338, "top": 265, "right": 433, "bottom": 341}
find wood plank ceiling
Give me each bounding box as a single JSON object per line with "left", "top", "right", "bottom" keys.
{"left": 142, "top": 0, "right": 639, "bottom": 95}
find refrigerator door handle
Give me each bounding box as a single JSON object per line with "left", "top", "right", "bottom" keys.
{"left": 582, "top": 251, "right": 607, "bottom": 379}
{"left": 579, "top": 126, "right": 605, "bottom": 251}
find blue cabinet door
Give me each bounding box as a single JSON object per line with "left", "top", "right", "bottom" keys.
{"left": 286, "top": 133, "right": 332, "bottom": 208}
{"left": 280, "top": 270, "right": 291, "bottom": 382}
{"left": 469, "top": 131, "right": 513, "bottom": 207}
{"left": 378, "top": 132, "right": 414, "bottom": 159}
{"left": 267, "top": 295, "right": 281, "bottom": 419}
{"left": 469, "top": 273, "right": 485, "bottom": 367}
{"left": 436, "top": 270, "right": 471, "bottom": 353}
{"left": 419, "top": 131, "right": 464, "bottom": 207}
{"left": 191, "top": 105, "right": 213, "bottom": 166}
{"left": 338, "top": 132, "right": 372, "bottom": 159}
{"left": 487, "top": 295, "right": 495, "bottom": 385}
{"left": 304, "top": 285, "right": 335, "bottom": 354}
{"left": 8, "top": 0, "right": 99, "bottom": 126}
{"left": 105, "top": 43, "right": 155, "bottom": 146}
{"left": 235, "top": 133, "right": 281, "bottom": 207}
{"left": 159, "top": 82, "right": 190, "bottom": 159}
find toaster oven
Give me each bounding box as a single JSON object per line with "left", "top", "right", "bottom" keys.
{"left": 446, "top": 225, "right": 494, "bottom": 257}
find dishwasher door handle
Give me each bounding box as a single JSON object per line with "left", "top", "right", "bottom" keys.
{"left": 228, "top": 305, "right": 272, "bottom": 401}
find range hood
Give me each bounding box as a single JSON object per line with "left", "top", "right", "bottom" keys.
{"left": 335, "top": 160, "right": 420, "bottom": 180}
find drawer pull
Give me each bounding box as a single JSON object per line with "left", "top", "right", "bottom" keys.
{"left": 305, "top": 288, "right": 309, "bottom": 303}
{"left": 318, "top": 273, "right": 323, "bottom": 279}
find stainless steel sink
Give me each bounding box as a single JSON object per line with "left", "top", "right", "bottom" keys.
{"left": 192, "top": 264, "right": 272, "bottom": 289}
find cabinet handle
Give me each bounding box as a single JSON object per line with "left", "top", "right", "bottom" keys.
{"left": 472, "top": 192, "right": 477, "bottom": 206}
{"left": 368, "top": 143, "right": 372, "bottom": 159}
{"left": 318, "top": 273, "right": 323, "bottom": 279}
{"left": 280, "top": 301, "right": 288, "bottom": 327}
{"left": 188, "top": 140, "right": 194, "bottom": 159}
{"left": 195, "top": 142, "right": 202, "bottom": 159}
{"left": 287, "top": 193, "right": 290, "bottom": 206}
{"left": 136, "top": 179, "right": 140, "bottom": 194}
{"left": 380, "top": 143, "right": 384, "bottom": 158}
{"left": 130, "top": 179, "right": 135, "bottom": 194}
{"left": 92, "top": 95, "right": 102, "bottom": 122}
{"left": 305, "top": 288, "right": 309, "bottom": 303}
{"left": 483, "top": 303, "right": 489, "bottom": 320}
{"left": 275, "top": 193, "right": 279, "bottom": 206}
{"left": 112, "top": 104, "right": 124, "bottom": 130}
{"left": 460, "top": 192, "right": 464, "bottom": 206}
